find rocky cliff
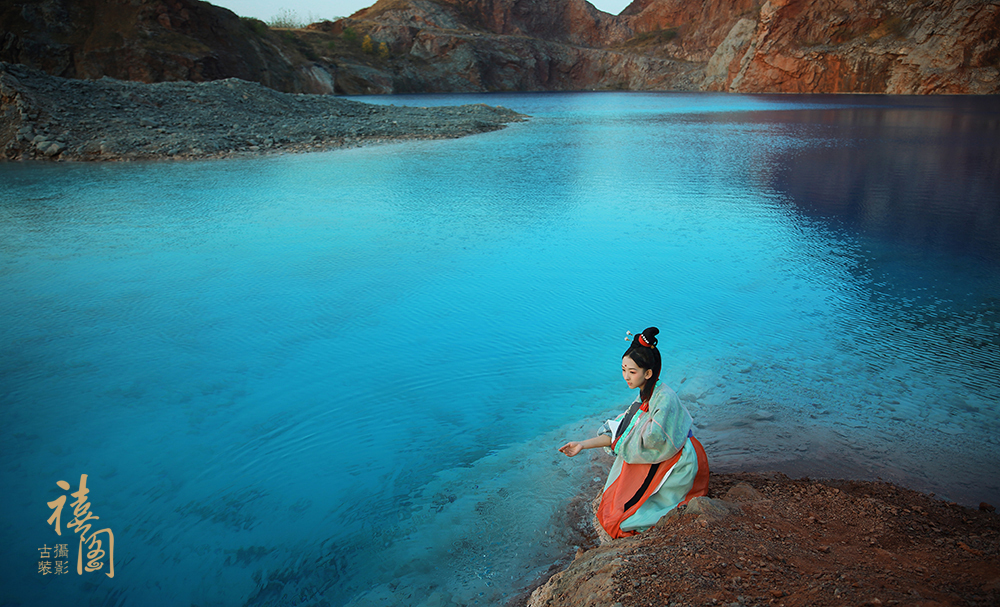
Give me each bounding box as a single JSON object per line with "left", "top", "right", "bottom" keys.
{"left": 332, "top": 0, "right": 1000, "bottom": 94}
{"left": 1, "top": 0, "right": 997, "bottom": 94}
{"left": 716, "top": 0, "right": 1000, "bottom": 94}
{"left": 0, "top": 0, "right": 337, "bottom": 93}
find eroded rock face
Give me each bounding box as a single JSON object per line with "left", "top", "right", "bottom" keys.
{"left": 1, "top": 0, "right": 996, "bottom": 94}
{"left": 0, "top": 0, "right": 337, "bottom": 93}
{"left": 336, "top": 0, "right": 1000, "bottom": 94}
{"left": 726, "top": 0, "right": 1000, "bottom": 94}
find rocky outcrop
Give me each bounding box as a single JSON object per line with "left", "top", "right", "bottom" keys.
{"left": 522, "top": 472, "right": 1000, "bottom": 607}
{"left": 331, "top": 0, "right": 999, "bottom": 94}
{"left": 1, "top": 0, "right": 996, "bottom": 94}
{"left": 721, "top": 0, "right": 1000, "bottom": 94}
{"left": 0, "top": 61, "right": 523, "bottom": 161}
{"left": 354, "top": 0, "right": 633, "bottom": 47}
{"left": 344, "top": 29, "right": 705, "bottom": 93}
{"left": 318, "top": 9, "right": 705, "bottom": 93}
{"left": 620, "top": 0, "right": 758, "bottom": 61}
{"left": 0, "top": 0, "right": 337, "bottom": 93}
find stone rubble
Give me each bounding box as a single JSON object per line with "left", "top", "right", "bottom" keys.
{"left": 518, "top": 472, "right": 1000, "bottom": 607}
{"left": 0, "top": 61, "right": 525, "bottom": 162}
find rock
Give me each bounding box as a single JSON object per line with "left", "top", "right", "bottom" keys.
{"left": 705, "top": 18, "right": 757, "bottom": 90}
{"left": 525, "top": 540, "right": 627, "bottom": 607}
{"left": 0, "top": 0, "right": 337, "bottom": 94}
{"left": 4, "top": 0, "right": 995, "bottom": 95}
{"left": 328, "top": 0, "right": 998, "bottom": 94}
{"left": 0, "top": 62, "right": 524, "bottom": 162}
{"left": 731, "top": 0, "right": 1000, "bottom": 94}
{"left": 531, "top": 472, "right": 1000, "bottom": 607}
{"left": 683, "top": 496, "right": 741, "bottom": 521}
{"left": 724, "top": 482, "right": 765, "bottom": 503}
{"left": 40, "top": 141, "right": 67, "bottom": 156}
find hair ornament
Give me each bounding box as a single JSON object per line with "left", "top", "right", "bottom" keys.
{"left": 637, "top": 327, "right": 659, "bottom": 348}
{"left": 624, "top": 331, "right": 633, "bottom": 341}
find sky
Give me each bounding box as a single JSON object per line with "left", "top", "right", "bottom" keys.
{"left": 212, "top": 0, "right": 632, "bottom": 23}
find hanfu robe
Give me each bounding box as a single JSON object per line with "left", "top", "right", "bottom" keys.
{"left": 596, "top": 385, "right": 709, "bottom": 538}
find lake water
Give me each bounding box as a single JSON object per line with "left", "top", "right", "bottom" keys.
{"left": 1, "top": 92, "right": 998, "bottom": 607}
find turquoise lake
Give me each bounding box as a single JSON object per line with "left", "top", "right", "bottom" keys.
{"left": 1, "top": 92, "right": 998, "bottom": 607}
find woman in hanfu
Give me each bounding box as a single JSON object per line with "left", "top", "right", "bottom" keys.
{"left": 559, "top": 327, "right": 709, "bottom": 538}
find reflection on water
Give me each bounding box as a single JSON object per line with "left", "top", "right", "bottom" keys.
{"left": 0, "top": 93, "right": 998, "bottom": 607}
{"left": 769, "top": 97, "right": 1000, "bottom": 264}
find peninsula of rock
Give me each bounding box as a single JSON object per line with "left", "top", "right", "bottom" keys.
{"left": 0, "top": 61, "right": 524, "bottom": 161}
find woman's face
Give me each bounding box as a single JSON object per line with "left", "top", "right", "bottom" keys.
{"left": 622, "top": 355, "right": 652, "bottom": 390}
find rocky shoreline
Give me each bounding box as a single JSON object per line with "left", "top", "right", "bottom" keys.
{"left": 519, "top": 471, "right": 1000, "bottom": 607}
{"left": 0, "top": 62, "right": 525, "bottom": 162}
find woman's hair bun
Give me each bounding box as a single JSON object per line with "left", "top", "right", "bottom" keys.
{"left": 642, "top": 327, "right": 659, "bottom": 346}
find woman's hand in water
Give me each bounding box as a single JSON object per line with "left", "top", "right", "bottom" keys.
{"left": 559, "top": 435, "right": 611, "bottom": 457}
{"left": 559, "top": 442, "right": 583, "bottom": 457}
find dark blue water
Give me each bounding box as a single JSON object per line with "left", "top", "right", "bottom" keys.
{"left": 1, "top": 93, "right": 998, "bottom": 607}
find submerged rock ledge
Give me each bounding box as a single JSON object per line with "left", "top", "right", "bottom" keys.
{"left": 519, "top": 472, "right": 1000, "bottom": 607}
{"left": 0, "top": 62, "right": 525, "bottom": 162}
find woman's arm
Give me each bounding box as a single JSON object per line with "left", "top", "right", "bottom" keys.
{"left": 558, "top": 435, "right": 612, "bottom": 457}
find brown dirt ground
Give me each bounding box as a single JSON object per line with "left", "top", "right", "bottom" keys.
{"left": 519, "top": 472, "right": 1000, "bottom": 607}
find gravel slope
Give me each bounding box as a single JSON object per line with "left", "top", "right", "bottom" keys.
{"left": 520, "top": 471, "right": 1000, "bottom": 607}
{"left": 0, "top": 62, "right": 525, "bottom": 162}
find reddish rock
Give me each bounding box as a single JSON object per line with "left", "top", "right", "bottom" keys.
{"left": 522, "top": 472, "right": 1000, "bottom": 607}
{"left": 1, "top": 0, "right": 996, "bottom": 94}
{"left": 622, "top": 0, "right": 758, "bottom": 61}
{"left": 727, "top": 0, "right": 1000, "bottom": 94}
{"left": 333, "top": 0, "right": 999, "bottom": 94}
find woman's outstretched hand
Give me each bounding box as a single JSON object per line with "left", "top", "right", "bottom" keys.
{"left": 559, "top": 442, "right": 583, "bottom": 457}
{"left": 559, "top": 435, "right": 611, "bottom": 457}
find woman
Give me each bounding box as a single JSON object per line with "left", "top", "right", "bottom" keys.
{"left": 559, "top": 327, "right": 709, "bottom": 538}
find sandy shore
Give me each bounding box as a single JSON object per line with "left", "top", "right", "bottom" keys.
{"left": 0, "top": 62, "right": 525, "bottom": 162}
{"left": 516, "top": 471, "right": 999, "bottom": 607}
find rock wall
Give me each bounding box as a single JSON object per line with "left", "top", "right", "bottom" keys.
{"left": 1, "top": 0, "right": 997, "bottom": 94}
{"left": 0, "top": 0, "right": 338, "bottom": 93}
{"left": 334, "top": 0, "right": 1000, "bottom": 94}
{"left": 721, "top": 0, "right": 1000, "bottom": 94}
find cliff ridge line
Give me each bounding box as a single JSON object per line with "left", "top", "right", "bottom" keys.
{"left": 2, "top": 0, "right": 997, "bottom": 94}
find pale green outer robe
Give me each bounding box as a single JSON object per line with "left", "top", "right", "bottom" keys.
{"left": 598, "top": 385, "right": 701, "bottom": 533}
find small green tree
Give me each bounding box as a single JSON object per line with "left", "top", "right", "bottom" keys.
{"left": 342, "top": 27, "right": 358, "bottom": 45}
{"left": 268, "top": 8, "right": 303, "bottom": 28}
{"left": 378, "top": 41, "right": 389, "bottom": 59}
{"left": 361, "top": 34, "right": 374, "bottom": 54}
